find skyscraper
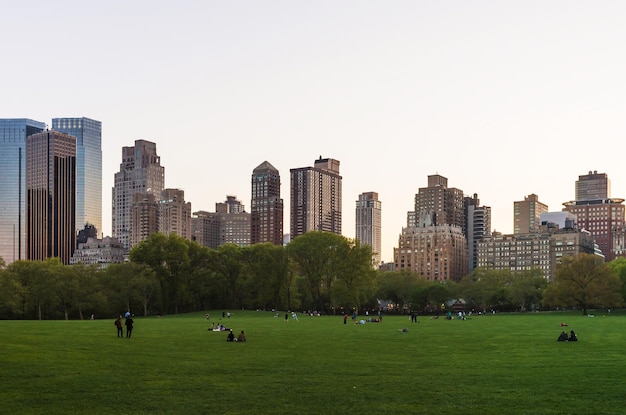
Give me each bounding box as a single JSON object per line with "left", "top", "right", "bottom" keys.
{"left": 355, "top": 192, "right": 382, "bottom": 265}
{"left": 514, "top": 194, "right": 548, "bottom": 234}
{"left": 26, "top": 130, "right": 76, "bottom": 264}
{"left": 112, "top": 140, "right": 164, "bottom": 251}
{"left": 0, "top": 119, "right": 46, "bottom": 264}
{"left": 290, "top": 157, "right": 342, "bottom": 238}
{"left": 395, "top": 174, "right": 468, "bottom": 281}
{"left": 251, "top": 161, "right": 283, "bottom": 245}
{"left": 52, "top": 117, "right": 102, "bottom": 237}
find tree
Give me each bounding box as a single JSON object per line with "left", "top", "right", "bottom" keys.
{"left": 543, "top": 254, "right": 623, "bottom": 315}
{"left": 130, "top": 233, "right": 191, "bottom": 314}
{"left": 376, "top": 270, "right": 420, "bottom": 311}
{"left": 331, "top": 240, "right": 378, "bottom": 311}
{"left": 608, "top": 258, "right": 626, "bottom": 305}
{"left": 244, "top": 243, "right": 296, "bottom": 311}
{"left": 458, "top": 268, "right": 512, "bottom": 311}
{"left": 207, "top": 244, "right": 247, "bottom": 309}
{"left": 287, "top": 232, "right": 343, "bottom": 311}
{"left": 507, "top": 269, "right": 547, "bottom": 311}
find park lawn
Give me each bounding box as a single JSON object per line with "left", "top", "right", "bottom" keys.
{"left": 1, "top": 310, "right": 625, "bottom": 415}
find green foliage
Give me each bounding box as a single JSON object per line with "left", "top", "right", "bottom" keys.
{"left": 2, "top": 311, "right": 626, "bottom": 414}
{"left": 543, "top": 253, "right": 623, "bottom": 314}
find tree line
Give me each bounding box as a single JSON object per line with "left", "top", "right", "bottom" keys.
{"left": 1, "top": 231, "right": 625, "bottom": 319}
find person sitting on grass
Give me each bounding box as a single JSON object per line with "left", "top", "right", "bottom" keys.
{"left": 227, "top": 329, "right": 235, "bottom": 342}
{"left": 237, "top": 330, "right": 246, "bottom": 342}
{"left": 557, "top": 331, "right": 569, "bottom": 342}
{"left": 569, "top": 330, "right": 578, "bottom": 342}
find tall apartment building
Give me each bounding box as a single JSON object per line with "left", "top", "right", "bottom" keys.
{"left": 413, "top": 174, "right": 465, "bottom": 230}
{"left": 290, "top": 157, "right": 342, "bottom": 238}
{"left": 355, "top": 192, "right": 382, "bottom": 266}
{"left": 130, "top": 193, "right": 159, "bottom": 248}
{"left": 26, "top": 131, "right": 76, "bottom": 264}
{"left": 251, "top": 161, "right": 283, "bottom": 245}
{"left": 216, "top": 196, "right": 250, "bottom": 247}
{"left": 0, "top": 119, "right": 46, "bottom": 264}
{"left": 465, "top": 193, "right": 491, "bottom": 272}
{"left": 52, "top": 117, "right": 102, "bottom": 237}
{"left": 395, "top": 174, "right": 468, "bottom": 281}
{"left": 112, "top": 140, "right": 164, "bottom": 251}
{"left": 562, "top": 171, "right": 625, "bottom": 261}
{"left": 159, "top": 188, "right": 192, "bottom": 240}
{"left": 514, "top": 194, "right": 548, "bottom": 234}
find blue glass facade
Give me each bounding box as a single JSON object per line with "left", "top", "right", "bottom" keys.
{"left": 0, "top": 119, "right": 46, "bottom": 264}
{"left": 52, "top": 117, "right": 102, "bottom": 237}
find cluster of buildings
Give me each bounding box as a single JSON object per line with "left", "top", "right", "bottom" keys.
{"left": 1, "top": 117, "right": 624, "bottom": 280}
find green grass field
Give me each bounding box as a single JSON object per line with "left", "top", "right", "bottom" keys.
{"left": 1, "top": 310, "right": 625, "bottom": 415}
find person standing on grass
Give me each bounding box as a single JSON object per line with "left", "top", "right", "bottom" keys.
{"left": 285, "top": 312, "right": 289, "bottom": 323}
{"left": 115, "top": 316, "right": 123, "bottom": 337}
{"left": 343, "top": 313, "right": 348, "bottom": 325}
{"left": 125, "top": 315, "right": 134, "bottom": 338}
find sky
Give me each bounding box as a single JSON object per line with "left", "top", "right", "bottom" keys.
{"left": 3, "top": 1, "right": 626, "bottom": 263}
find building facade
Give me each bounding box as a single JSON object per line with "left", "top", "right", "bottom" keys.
{"left": 0, "top": 119, "right": 46, "bottom": 264}
{"left": 355, "top": 191, "right": 382, "bottom": 266}
{"left": 70, "top": 236, "right": 125, "bottom": 267}
{"left": 112, "top": 140, "right": 164, "bottom": 251}
{"left": 413, "top": 174, "right": 465, "bottom": 230}
{"left": 159, "top": 188, "right": 192, "bottom": 240}
{"left": 251, "top": 161, "right": 283, "bottom": 245}
{"left": 52, "top": 117, "right": 102, "bottom": 237}
{"left": 465, "top": 193, "right": 491, "bottom": 273}
{"left": 514, "top": 194, "right": 548, "bottom": 234}
{"left": 290, "top": 157, "right": 342, "bottom": 238}
{"left": 192, "top": 211, "right": 221, "bottom": 249}
{"left": 26, "top": 131, "right": 76, "bottom": 264}
{"left": 394, "top": 224, "right": 468, "bottom": 281}
{"left": 575, "top": 170, "right": 609, "bottom": 201}
{"left": 477, "top": 226, "right": 596, "bottom": 279}
{"left": 395, "top": 174, "right": 469, "bottom": 280}
{"left": 562, "top": 171, "right": 625, "bottom": 262}
{"left": 216, "top": 196, "right": 250, "bottom": 247}
{"left": 130, "top": 193, "right": 159, "bottom": 248}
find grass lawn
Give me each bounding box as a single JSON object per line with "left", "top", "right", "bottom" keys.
{"left": 1, "top": 310, "right": 625, "bottom": 415}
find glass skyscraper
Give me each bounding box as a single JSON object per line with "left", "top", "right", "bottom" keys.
{"left": 0, "top": 119, "right": 46, "bottom": 264}
{"left": 26, "top": 130, "right": 77, "bottom": 264}
{"left": 52, "top": 117, "right": 102, "bottom": 237}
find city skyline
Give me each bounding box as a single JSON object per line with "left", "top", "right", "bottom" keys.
{"left": 3, "top": 2, "right": 626, "bottom": 263}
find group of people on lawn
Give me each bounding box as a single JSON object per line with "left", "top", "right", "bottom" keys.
{"left": 557, "top": 330, "right": 578, "bottom": 342}
{"left": 208, "top": 315, "right": 246, "bottom": 342}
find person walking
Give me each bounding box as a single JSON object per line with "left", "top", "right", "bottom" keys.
{"left": 115, "top": 315, "right": 123, "bottom": 338}
{"left": 125, "top": 315, "right": 134, "bottom": 338}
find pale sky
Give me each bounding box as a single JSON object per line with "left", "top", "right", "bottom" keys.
{"left": 3, "top": 1, "right": 626, "bottom": 263}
